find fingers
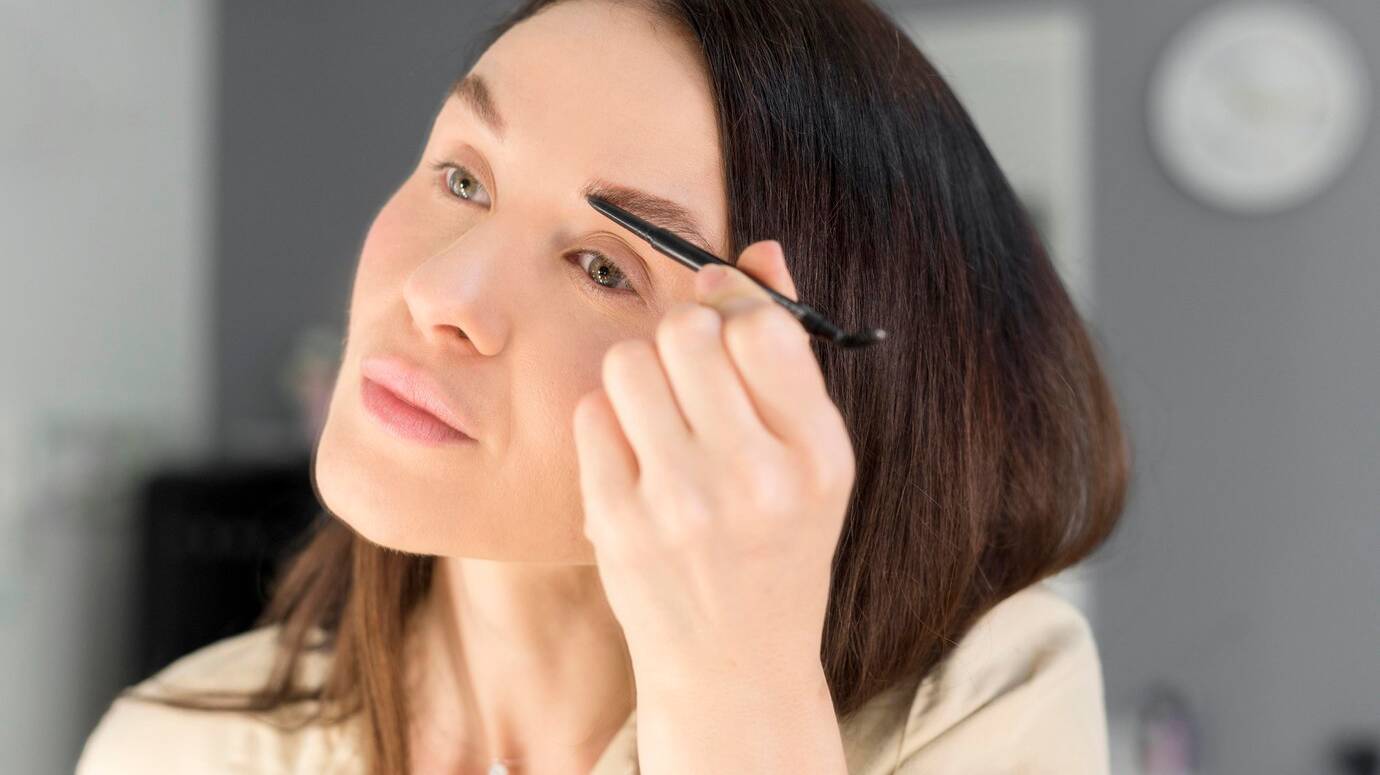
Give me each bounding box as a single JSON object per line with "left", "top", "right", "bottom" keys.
{"left": 693, "top": 241, "right": 841, "bottom": 456}
{"left": 572, "top": 387, "right": 637, "bottom": 522}
{"left": 586, "top": 239, "right": 844, "bottom": 497}
{"left": 600, "top": 338, "right": 692, "bottom": 472}
{"left": 654, "top": 302, "right": 767, "bottom": 451}
{"left": 721, "top": 299, "right": 842, "bottom": 457}
{"left": 697, "top": 240, "right": 800, "bottom": 305}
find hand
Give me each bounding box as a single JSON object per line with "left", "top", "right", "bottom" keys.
{"left": 572, "top": 239, "right": 857, "bottom": 692}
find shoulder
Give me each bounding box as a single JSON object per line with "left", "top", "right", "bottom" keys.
{"left": 145, "top": 625, "right": 288, "bottom": 694}
{"left": 841, "top": 582, "right": 1108, "bottom": 775}
{"left": 75, "top": 625, "right": 359, "bottom": 775}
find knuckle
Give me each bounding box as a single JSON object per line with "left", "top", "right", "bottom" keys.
{"left": 658, "top": 304, "right": 720, "bottom": 347}
{"left": 659, "top": 506, "right": 714, "bottom": 549}
{"left": 572, "top": 393, "right": 599, "bottom": 429}
{"left": 585, "top": 503, "right": 639, "bottom": 555}
{"left": 603, "top": 339, "right": 654, "bottom": 380}
{"left": 725, "top": 303, "right": 795, "bottom": 348}
{"left": 813, "top": 438, "right": 857, "bottom": 496}
{"left": 818, "top": 456, "right": 854, "bottom": 498}
{"left": 588, "top": 522, "right": 631, "bottom": 561}
{"left": 644, "top": 481, "right": 716, "bottom": 545}
{"left": 739, "top": 461, "right": 800, "bottom": 516}
{"left": 581, "top": 511, "right": 612, "bottom": 547}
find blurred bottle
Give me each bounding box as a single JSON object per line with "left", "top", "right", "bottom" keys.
{"left": 280, "top": 323, "right": 344, "bottom": 447}
{"left": 1135, "top": 683, "right": 1200, "bottom": 775}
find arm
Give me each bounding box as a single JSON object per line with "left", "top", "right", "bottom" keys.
{"left": 635, "top": 659, "right": 850, "bottom": 775}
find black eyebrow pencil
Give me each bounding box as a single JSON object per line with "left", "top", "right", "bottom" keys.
{"left": 586, "top": 195, "right": 887, "bottom": 349}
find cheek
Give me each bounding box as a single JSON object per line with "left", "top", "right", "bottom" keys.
{"left": 523, "top": 341, "right": 608, "bottom": 439}
{"left": 354, "top": 189, "right": 418, "bottom": 294}
{"left": 514, "top": 330, "right": 631, "bottom": 480}
{"left": 353, "top": 179, "right": 462, "bottom": 300}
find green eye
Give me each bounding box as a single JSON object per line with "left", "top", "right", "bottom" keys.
{"left": 446, "top": 168, "right": 478, "bottom": 199}
{"left": 574, "top": 249, "right": 634, "bottom": 293}
{"left": 426, "top": 158, "right": 638, "bottom": 300}
{"left": 430, "top": 161, "right": 490, "bottom": 206}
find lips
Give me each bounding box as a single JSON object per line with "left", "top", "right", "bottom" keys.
{"left": 359, "top": 354, "right": 477, "bottom": 440}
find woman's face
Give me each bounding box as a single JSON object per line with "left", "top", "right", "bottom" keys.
{"left": 312, "top": 0, "right": 728, "bottom": 562}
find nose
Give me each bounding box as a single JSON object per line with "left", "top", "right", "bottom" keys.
{"left": 402, "top": 230, "right": 515, "bottom": 356}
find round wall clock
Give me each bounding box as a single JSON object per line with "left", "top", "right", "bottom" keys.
{"left": 1148, "top": 1, "right": 1371, "bottom": 214}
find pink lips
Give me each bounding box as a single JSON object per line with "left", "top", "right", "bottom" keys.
{"left": 359, "top": 355, "right": 476, "bottom": 445}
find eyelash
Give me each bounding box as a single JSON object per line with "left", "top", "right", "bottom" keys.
{"left": 427, "top": 160, "right": 638, "bottom": 298}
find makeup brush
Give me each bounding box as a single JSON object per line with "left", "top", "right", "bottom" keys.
{"left": 587, "top": 195, "right": 887, "bottom": 349}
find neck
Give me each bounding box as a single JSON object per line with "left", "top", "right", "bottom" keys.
{"left": 407, "top": 557, "right": 636, "bottom": 772}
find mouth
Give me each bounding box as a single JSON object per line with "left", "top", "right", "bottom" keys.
{"left": 359, "top": 355, "right": 477, "bottom": 446}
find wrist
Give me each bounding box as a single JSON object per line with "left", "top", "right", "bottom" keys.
{"left": 634, "top": 653, "right": 831, "bottom": 709}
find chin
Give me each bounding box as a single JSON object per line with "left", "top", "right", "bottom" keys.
{"left": 310, "top": 395, "right": 598, "bottom": 564}
{"left": 308, "top": 403, "right": 431, "bottom": 555}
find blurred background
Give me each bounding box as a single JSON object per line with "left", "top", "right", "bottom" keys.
{"left": 2, "top": 0, "right": 1376, "bottom": 773}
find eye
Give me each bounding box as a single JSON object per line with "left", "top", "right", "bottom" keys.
{"left": 428, "top": 158, "right": 639, "bottom": 299}
{"left": 429, "top": 161, "right": 491, "bottom": 206}
{"left": 572, "top": 249, "right": 636, "bottom": 294}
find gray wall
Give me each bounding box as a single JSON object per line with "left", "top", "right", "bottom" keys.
{"left": 891, "top": 0, "right": 1380, "bottom": 771}
{"left": 880, "top": 1, "right": 1380, "bottom": 770}
{"left": 1081, "top": 0, "right": 1380, "bottom": 772}
{"left": 213, "top": 1, "right": 510, "bottom": 456}
{"left": 215, "top": 1, "right": 1380, "bottom": 772}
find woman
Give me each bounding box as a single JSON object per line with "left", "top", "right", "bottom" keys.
{"left": 78, "top": 0, "right": 1128, "bottom": 772}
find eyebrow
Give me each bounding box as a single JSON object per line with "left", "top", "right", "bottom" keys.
{"left": 449, "top": 72, "right": 719, "bottom": 258}
{"left": 451, "top": 72, "right": 507, "bottom": 138}
{"left": 579, "top": 180, "right": 718, "bottom": 256}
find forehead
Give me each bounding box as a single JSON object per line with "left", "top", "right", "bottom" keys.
{"left": 459, "top": 1, "right": 729, "bottom": 260}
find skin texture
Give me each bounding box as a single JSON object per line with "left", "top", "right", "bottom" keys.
{"left": 312, "top": 2, "right": 854, "bottom": 772}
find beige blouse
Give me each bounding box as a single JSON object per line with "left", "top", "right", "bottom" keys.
{"left": 76, "top": 581, "right": 1108, "bottom": 774}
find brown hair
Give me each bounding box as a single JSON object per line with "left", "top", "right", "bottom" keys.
{"left": 126, "top": 0, "right": 1128, "bottom": 772}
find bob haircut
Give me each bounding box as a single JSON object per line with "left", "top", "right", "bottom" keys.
{"left": 125, "top": 1, "right": 1129, "bottom": 773}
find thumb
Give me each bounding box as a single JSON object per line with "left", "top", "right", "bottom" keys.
{"left": 695, "top": 239, "right": 798, "bottom": 313}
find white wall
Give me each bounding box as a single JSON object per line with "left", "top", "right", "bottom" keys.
{"left": 0, "top": 1, "right": 213, "bottom": 771}
{"left": 898, "top": 4, "right": 1094, "bottom": 314}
